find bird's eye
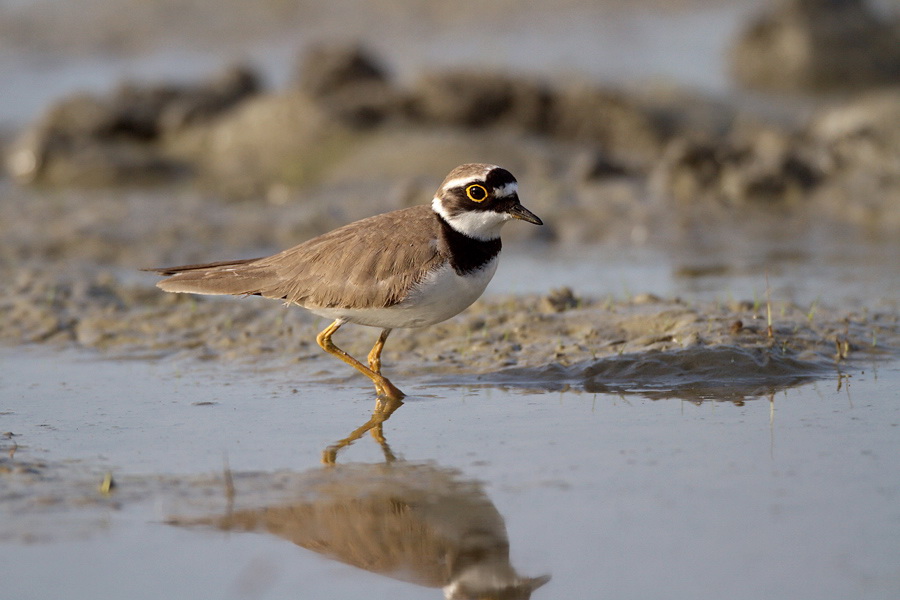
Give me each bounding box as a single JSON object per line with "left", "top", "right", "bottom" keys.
{"left": 465, "top": 184, "right": 489, "bottom": 202}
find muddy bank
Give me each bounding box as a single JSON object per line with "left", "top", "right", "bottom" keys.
{"left": 1, "top": 0, "right": 898, "bottom": 402}
{"left": 2, "top": 257, "right": 897, "bottom": 399}
{"left": 730, "top": 0, "right": 900, "bottom": 92}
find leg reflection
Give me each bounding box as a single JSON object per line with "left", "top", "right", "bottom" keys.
{"left": 322, "top": 395, "right": 404, "bottom": 465}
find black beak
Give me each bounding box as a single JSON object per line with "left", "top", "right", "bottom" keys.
{"left": 507, "top": 203, "right": 543, "bottom": 225}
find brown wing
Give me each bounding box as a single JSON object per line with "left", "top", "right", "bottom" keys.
{"left": 148, "top": 205, "right": 445, "bottom": 310}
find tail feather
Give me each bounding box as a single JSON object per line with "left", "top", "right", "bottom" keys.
{"left": 142, "top": 258, "right": 274, "bottom": 296}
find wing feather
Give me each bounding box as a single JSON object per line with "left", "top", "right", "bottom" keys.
{"left": 147, "top": 205, "right": 445, "bottom": 309}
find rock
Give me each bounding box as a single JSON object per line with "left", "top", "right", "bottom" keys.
{"left": 5, "top": 121, "right": 185, "bottom": 186}
{"left": 569, "top": 150, "right": 631, "bottom": 182}
{"left": 164, "top": 91, "right": 350, "bottom": 195}
{"left": 5, "top": 93, "right": 157, "bottom": 185}
{"left": 649, "top": 138, "right": 726, "bottom": 204}
{"left": 809, "top": 88, "right": 900, "bottom": 157}
{"left": 153, "top": 65, "right": 261, "bottom": 133}
{"left": 99, "top": 64, "right": 260, "bottom": 139}
{"left": 297, "top": 43, "right": 389, "bottom": 98}
{"left": 309, "top": 79, "right": 409, "bottom": 129}
{"left": 646, "top": 87, "right": 900, "bottom": 225}
{"left": 5, "top": 64, "right": 260, "bottom": 186}
{"left": 410, "top": 70, "right": 553, "bottom": 131}
{"left": 650, "top": 131, "right": 821, "bottom": 206}
{"left": 730, "top": 0, "right": 900, "bottom": 92}
{"left": 410, "top": 72, "right": 664, "bottom": 166}
{"left": 546, "top": 84, "right": 663, "bottom": 165}
{"left": 805, "top": 89, "right": 900, "bottom": 227}
{"left": 680, "top": 332, "right": 703, "bottom": 348}
{"left": 542, "top": 287, "right": 580, "bottom": 313}
{"left": 623, "top": 82, "right": 736, "bottom": 141}
{"left": 296, "top": 43, "right": 407, "bottom": 128}
{"left": 632, "top": 293, "right": 663, "bottom": 305}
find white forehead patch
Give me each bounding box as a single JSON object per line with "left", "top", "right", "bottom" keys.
{"left": 440, "top": 165, "right": 501, "bottom": 192}
{"left": 441, "top": 175, "right": 486, "bottom": 192}
{"left": 493, "top": 182, "right": 518, "bottom": 198}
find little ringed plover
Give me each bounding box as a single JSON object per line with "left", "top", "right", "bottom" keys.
{"left": 146, "top": 163, "right": 542, "bottom": 399}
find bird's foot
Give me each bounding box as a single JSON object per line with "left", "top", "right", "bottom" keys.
{"left": 374, "top": 376, "right": 405, "bottom": 400}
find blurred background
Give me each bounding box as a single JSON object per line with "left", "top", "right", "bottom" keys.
{"left": 1, "top": 0, "right": 899, "bottom": 331}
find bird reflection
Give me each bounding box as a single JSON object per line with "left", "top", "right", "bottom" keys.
{"left": 321, "top": 394, "right": 404, "bottom": 464}
{"left": 172, "top": 398, "right": 550, "bottom": 600}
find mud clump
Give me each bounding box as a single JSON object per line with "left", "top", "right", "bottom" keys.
{"left": 481, "top": 346, "right": 831, "bottom": 402}
{"left": 412, "top": 70, "right": 553, "bottom": 130}
{"left": 164, "top": 90, "right": 350, "bottom": 196}
{"left": 5, "top": 41, "right": 900, "bottom": 230}
{"left": 1, "top": 44, "right": 675, "bottom": 193}
{"left": 730, "top": 0, "right": 900, "bottom": 92}
{"left": 805, "top": 89, "right": 900, "bottom": 227}
{"left": 295, "top": 43, "right": 408, "bottom": 129}
{"left": 6, "top": 65, "right": 261, "bottom": 186}
{"left": 649, "top": 89, "right": 900, "bottom": 225}
{"left": 541, "top": 287, "right": 581, "bottom": 313}
{"left": 650, "top": 130, "right": 822, "bottom": 207}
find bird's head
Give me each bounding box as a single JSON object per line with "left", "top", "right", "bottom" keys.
{"left": 432, "top": 164, "right": 542, "bottom": 241}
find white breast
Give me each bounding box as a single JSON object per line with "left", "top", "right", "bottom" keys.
{"left": 309, "top": 258, "right": 499, "bottom": 329}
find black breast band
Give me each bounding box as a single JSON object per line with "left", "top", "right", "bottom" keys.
{"left": 436, "top": 215, "right": 502, "bottom": 275}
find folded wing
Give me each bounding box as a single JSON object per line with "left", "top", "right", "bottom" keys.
{"left": 146, "top": 206, "right": 445, "bottom": 310}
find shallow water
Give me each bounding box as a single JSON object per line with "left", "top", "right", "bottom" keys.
{"left": 2, "top": 347, "right": 899, "bottom": 599}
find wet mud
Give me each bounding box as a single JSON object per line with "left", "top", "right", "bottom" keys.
{"left": 2, "top": 256, "right": 897, "bottom": 398}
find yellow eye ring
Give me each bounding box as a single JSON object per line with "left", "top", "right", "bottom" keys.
{"left": 465, "top": 184, "right": 489, "bottom": 202}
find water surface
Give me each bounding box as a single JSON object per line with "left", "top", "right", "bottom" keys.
{"left": 2, "top": 348, "right": 898, "bottom": 599}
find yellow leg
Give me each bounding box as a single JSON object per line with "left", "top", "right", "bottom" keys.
{"left": 367, "top": 328, "right": 392, "bottom": 374}
{"left": 316, "top": 320, "right": 405, "bottom": 399}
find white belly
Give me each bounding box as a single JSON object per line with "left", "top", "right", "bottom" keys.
{"left": 307, "top": 259, "right": 498, "bottom": 329}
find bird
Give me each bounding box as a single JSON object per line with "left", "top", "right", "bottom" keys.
{"left": 146, "top": 163, "right": 542, "bottom": 399}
